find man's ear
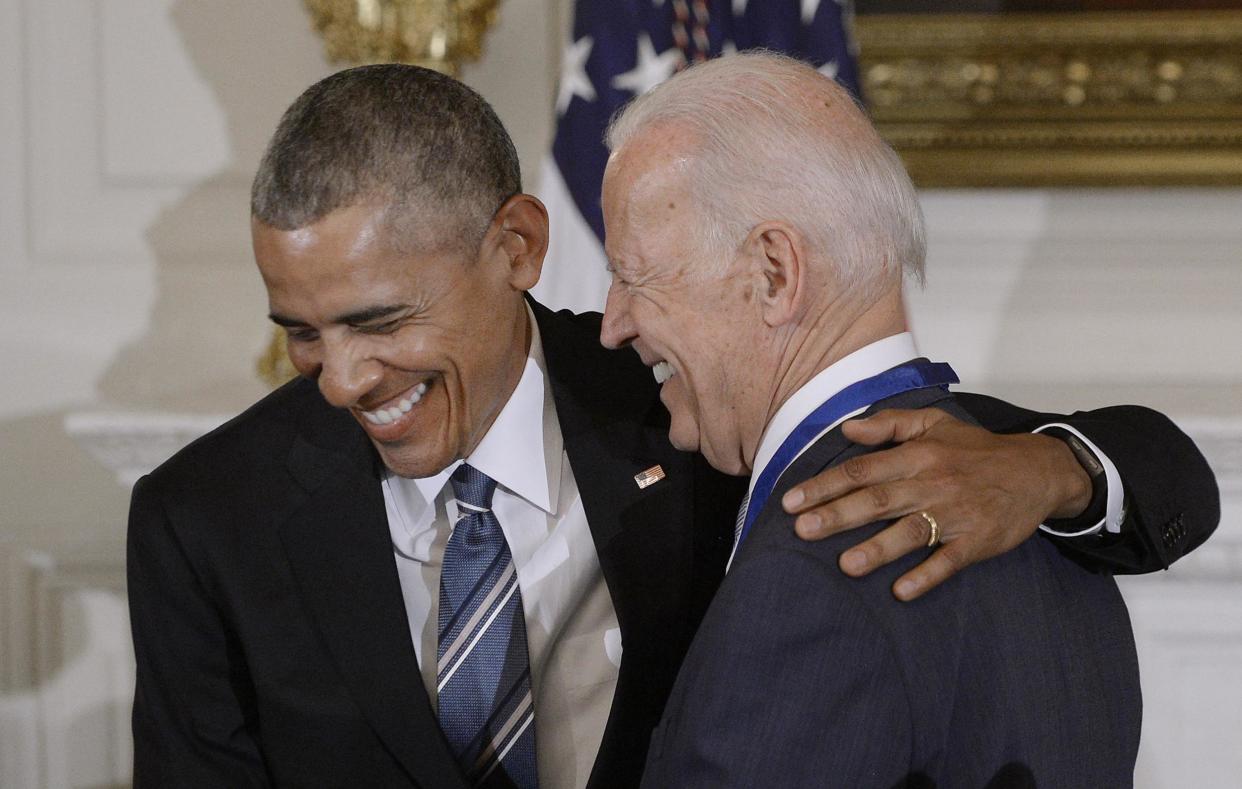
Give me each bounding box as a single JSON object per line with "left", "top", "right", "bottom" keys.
{"left": 484, "top": 194, "right": 549, "bottom": 292}
{"left": 745, "top": 222, "right": 804, "bottom": 327}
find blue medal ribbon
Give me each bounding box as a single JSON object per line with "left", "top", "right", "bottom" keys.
{"left": 738, "top": 359, "right": 959, "bottom": 551}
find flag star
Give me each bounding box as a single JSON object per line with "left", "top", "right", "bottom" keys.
{"left": 722, "top": 39, "right": 738, "bottom": 57}
{"left": 733, "top": 0, "right": 748, "bottom": 14}
{"left": 802, "top": 0, "right": 822, "bottom": 25}
{"left": 612, "top": 34, "right": 683, "bottom": 96}
{"left": 556, "top": 36, "right": 596, "bottom": 115}
{"left": 818, "top": 59, "right": 839, "bottom": 79}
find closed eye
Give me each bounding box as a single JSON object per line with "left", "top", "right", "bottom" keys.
{"left": 284, "top": 327, "right": 319, "bottom": 343}
{"left": 355, "top": 319, "right": 403, "bottom": 335}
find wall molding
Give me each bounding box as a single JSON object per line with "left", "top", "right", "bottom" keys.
{"left": 63, "top": 412, "right": 231, "bottom": 487}
{"left": 0, "top": 541, "right": 132, "bottom": 787}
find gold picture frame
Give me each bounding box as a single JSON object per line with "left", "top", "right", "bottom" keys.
{"left": 853, "top": 11, "right": 1242, "bottom": 186}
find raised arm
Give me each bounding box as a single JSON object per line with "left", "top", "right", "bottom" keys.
{"left": 781, "top": 395, "right": 1219, "bottom": 600}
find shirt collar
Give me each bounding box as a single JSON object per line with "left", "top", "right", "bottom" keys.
{"left": 404, "top": 304, "right": 562, "bottom": 515}
{"left": 748, "top": 332, "right": 919, "bottom": 496}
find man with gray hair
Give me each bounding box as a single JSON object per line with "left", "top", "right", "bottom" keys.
{"left": 601, "top": 52, "right": 1143, "bottom": 786}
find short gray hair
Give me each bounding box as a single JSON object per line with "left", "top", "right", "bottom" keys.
{"left": 251, "top": 64, "right": 521, "bottom": 253}
{"left": 606, "top": 51, "right": 925, "bottom": 295}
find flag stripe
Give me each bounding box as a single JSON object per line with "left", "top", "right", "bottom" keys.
{"left": 537, "top": 0, "right": 860, "bottom": 313}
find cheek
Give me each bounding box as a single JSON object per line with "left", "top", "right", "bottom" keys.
{"left": 680, "top": 353, "right": 735, "bottom": 419}
{"left": 285, "top": 342, "right": 320, "bottom": 377}
{"left": 427, "top": 341, "right": 478, "bottom": 413}
{"left": 662, "top": 377, "right": 698, "bottom": 425}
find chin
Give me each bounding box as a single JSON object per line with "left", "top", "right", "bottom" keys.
{"left": 667, "top": 423, "right": 699, "bottom": 454}
{"left": 700, "top": 446, "right": 746, "bottom": 477}
{"left": 376, "top": 442, "right": 452, "bottom": 479}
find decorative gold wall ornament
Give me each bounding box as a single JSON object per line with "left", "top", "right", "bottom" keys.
{"left": 302, "top": 0, "right": 501, "bottom": 75}
{"left": 257, "top": 328, "right": 300, "bottom": 389}
{"left": 854, "top": 11, "right": 1242, "bottom": 186}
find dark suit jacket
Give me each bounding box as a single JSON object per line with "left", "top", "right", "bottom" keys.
{"left": 128, "top": 302, "right": 742, "bottom": 788}
{"left": 641, "top": 387, "right": 1143, "bottom": 789}
{"left": 129, "top": 303, "right": 1214, "bottom": 787}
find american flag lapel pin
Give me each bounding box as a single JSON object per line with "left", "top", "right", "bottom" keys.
{"left": 634, "top": 465, "right": 666, "bottom": 490}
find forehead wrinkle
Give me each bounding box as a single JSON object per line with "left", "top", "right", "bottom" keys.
{"left": 606, "top": 129, "right": 700, "bottom": 283}
{"left": 330, "top": 303, "right": 410, "bottom": 326}
{"left": 619, "top": 156, "right": 693, "bottom": 230}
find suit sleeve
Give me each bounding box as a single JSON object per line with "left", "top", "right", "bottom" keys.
{"left": 642, "top": 547, "right": 914, "bottom": 788}
{"left": 953, "top": 392, "right": 1219, "bottom": 573}
{"left": 127, "top": 474, "right": 271, "bottom": 787}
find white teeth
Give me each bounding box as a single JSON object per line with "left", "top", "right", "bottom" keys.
{"left": 653, "top": 361, "right": 675, "bottom": 384}
{"left": 363, "top": 381, "right": 430, "bottom": 424}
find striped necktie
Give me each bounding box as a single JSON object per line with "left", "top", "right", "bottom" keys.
{"left": 725, "top": 491, "right": 751, "bottom": 571}
{"left": 437, "top": 464, "right": 538, "bottom": 789}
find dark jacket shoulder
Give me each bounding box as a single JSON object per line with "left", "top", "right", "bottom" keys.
{"left": 645, "top": 389, "right": 1140, "bottom": 788}
{"left": 134, "top": 376, "right": 370, "bottom": 524}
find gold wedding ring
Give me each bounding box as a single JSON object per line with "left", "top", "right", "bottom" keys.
{"left": 919, "top": 511, "right": 941, "bottom": 547}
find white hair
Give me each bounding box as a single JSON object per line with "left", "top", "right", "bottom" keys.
{"left": 605, "top": 51, "right": 925, "bottom": 296}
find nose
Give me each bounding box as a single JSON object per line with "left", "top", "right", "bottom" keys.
{"left": 317, "top": 339, "right": 383, "bottom": 409}
{"left": 600, "top": 281, "right": 636, "bottom": 350}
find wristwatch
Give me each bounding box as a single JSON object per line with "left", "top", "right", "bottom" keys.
{"left": 1040, "top": 427, "right": 1110, "bottom": 536}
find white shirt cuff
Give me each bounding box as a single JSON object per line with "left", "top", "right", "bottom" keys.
{"left": 1033, "top": 423, "right": 1125, "bottom": 537}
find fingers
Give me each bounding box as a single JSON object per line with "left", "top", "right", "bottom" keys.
{"left": 783, "top": 410, "right": 960, "bottom": 516}
{"left": 794, "top": 479, "right": 932, "bottom": 540}
{"left": 783, "top": 442, "right": 931, "bottom": 517}
{"left": 840, "top": 408, "right": 954, "bottom": 446}
{"left": 836, "top": 517, "right": 975, "bottom": 601}
{"left": 836, "top": 512, "right": 937, "bottom": 576}
{"left": 891, "top": 542, "right": 972, "bottom": 601}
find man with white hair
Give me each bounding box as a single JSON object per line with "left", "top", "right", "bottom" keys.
{"left": 601, "top": 52, "right": 1143, "bottom": 786}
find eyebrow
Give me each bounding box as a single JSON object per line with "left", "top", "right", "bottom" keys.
{"left": 268, "top": 304, "right": 410, "bottom": 328}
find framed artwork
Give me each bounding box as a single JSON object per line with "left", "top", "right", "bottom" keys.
{"left": 853, "top": 2, "right": 1242, "bottom": 185}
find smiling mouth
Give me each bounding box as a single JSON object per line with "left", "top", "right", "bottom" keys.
{"left": 652, "top": 360, "right": 675, "bottom": 384}
{"left": 360, "top": 381, "right": 429, "bottom": 425}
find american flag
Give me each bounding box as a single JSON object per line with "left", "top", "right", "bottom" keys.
{"left": 531, "top": 0, "right": 861, "bottom": 313}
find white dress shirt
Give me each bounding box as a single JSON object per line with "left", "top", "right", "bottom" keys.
{"left": 732, "top": 332, "right": 1123, "bottom": 567}
{"left": 382, "top": 308, "right": 621, "bottom": 789}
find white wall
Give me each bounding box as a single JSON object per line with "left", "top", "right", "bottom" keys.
{"left": 0, "top": 1, "right": 1238, "bottom": 786}
{"left": 908, "top": 188, "right": 1242, "bottom": 787}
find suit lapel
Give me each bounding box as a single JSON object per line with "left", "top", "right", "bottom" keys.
{"left": 559, "top": 406, "right": 699, "bottom": 635}
{"left": 532, "top": 300, "right": 699, "bottom": 630}
{"left": 533, "top": 300, "right": 734, "bottom": 787}
{"left": 278, "top": 396, "right": 468, "bottom": 789}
